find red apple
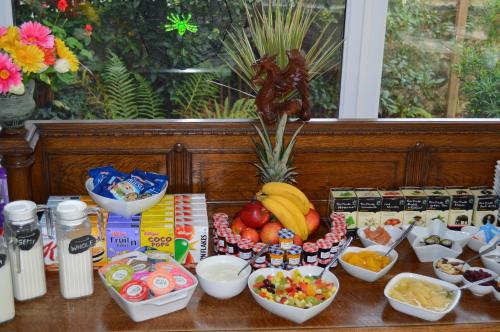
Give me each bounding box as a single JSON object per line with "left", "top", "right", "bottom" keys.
{"left": 241, "top": 228, "right": 260, "bottom": 243}
{"left": 293, "top": 233, "right": 303, "bottom": 246}
{"left": 231, "top": 216, "right": 247, "bottom": 235}
{"left": 305, "top": 208, "right": 320, "bottom": 234}
{"left": 239, "top": 201, "right": 270, "bottom": 229}
{"left": 260, "top": 222, "right": 282, "bottom": 244}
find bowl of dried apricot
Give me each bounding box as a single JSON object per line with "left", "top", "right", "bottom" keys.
{"left": 339, "top": 245, "right": 398, "bottom": 282}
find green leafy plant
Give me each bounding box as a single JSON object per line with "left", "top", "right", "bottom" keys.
{"left": 192, "top": 97, "right": 256, "bottom": 119}
{"left": 134, "top": 74, "right": 166, "bottom": 119}
{"left": 171, "top": 73, "right": 219, "bottom": 118}
{"left": 222, "top": 0, "right": 342, "bottom": 91}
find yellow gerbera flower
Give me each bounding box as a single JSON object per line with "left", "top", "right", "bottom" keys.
{"left": 0, "top": 27, "right": 21, "bottom": 53}
{"left": 55, "top": 38, "right": 78, "bottom": 72}
{"left": 10, "top": 41, "right": 44, "bottom": 74}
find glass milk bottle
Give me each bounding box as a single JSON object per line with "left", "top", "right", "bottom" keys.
{"left": 0, "top": 237, "right": 15, "bottom": 323}
{"left": 55, "top": 200, "right": 102, "bottom": 299}
{"left": 3, "top": 201, "right": 52, "bottom": 301}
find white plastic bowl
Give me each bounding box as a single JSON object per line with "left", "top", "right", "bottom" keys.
{"left": 410, "top": 236, "right": 462, "bottom": 263}
{"left": 98, "top": 256, "right": 197, "bottom": 322}
{"left": 461, "top": 267, "right": 498, "bottom": 297}
{"left": 479, "top": 243, "right": 500, "bottom": 275}
{"left": 404, "top": 220, "right": 472, "bottom": 249}
{"left": 85, "top": 178, "right": 168, "bottom": 217}
{"left": 384, "top": 272, "right": 461, "bottom": 321}
{"left": 196, "top": 255, "right": 251, "bottom": 299}
{"left": 339, "top": 245, "right": 398, "bottom": 282}
{"left": 432, "top": 258, "right": 470, "bottom": 284}
{"left": 357, "top": 226, "right": 403, "bottom": 248}
{"left": 247, "top": 265, "right": 339, "bottom": 324}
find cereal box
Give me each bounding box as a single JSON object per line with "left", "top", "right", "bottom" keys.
{"left": 329, "top": 188, "right": 358, "bottom": 230}
{"left": 446, "top": 187, "right": 474, "bottom": 229}
{"left": 355, "top": 188, "right": 382, "bottom": 228}
{"left": 470, "top": 187, "right": 499, "bottom": 227}
{"left": 106, "top": 214, "right": 140, "bottom": 260}
{"left": 401, "top": 187, "right": 428, "bottom": 226}
{"left": 175, "top": 220, "right": 209, "bottom": 267}
{"left": 140, "top": 220, "right": 175, "bottom": 256}
{"left": 423, "top": 187, "right": 450, "bottom": 225}
{"left": 379, "top": 189, "right": 405, "bottom": 227}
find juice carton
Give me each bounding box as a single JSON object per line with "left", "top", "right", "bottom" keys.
{"left": 446, "top": 187, "right": 474, "bottom": 229}
{"left": 329, "top": 188, "right": 358, "bottom": 230}
{"left": 423, "top": 187, "right": 450, "bottom": 225}
{"left": 175, "top": 220, "right": 209, "bottom": 268}
{"left": 106, "top": 214, "right": 140, "bottom": 260}
{"left": 401, "top": 187, "right": 428, "bottom": 226}
{"left": 470, "top": 187, "right": 499, "bottom": 227}
{"left": 379, "top": 189, "right": 405, "bottom": 227}
{"left": 140, "top": 219, "right": 175, "bottom": 256}
{"left": 355, "top": 188, "right": 382, "bottom": 228}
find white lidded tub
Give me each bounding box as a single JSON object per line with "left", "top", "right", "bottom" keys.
{"left": 98, "top": 256, "right": 197, "bottom": 322}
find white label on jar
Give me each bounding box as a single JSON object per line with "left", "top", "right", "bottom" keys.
{"left": 239, "top": 251, "right": 252, "bottom": 260}
{"left": 330, "top": 246, "right": 338, "bottom": 254}
{"left": 270, "top": 257, "right": 283, "bottom": 266}
{"left": 218, "top": 239, "right": 225, "bottom": 247}
{"left": 153, "top": 276, "right": 170, "bottom": 289}
{"left": 174, "top": 275, "right": 187, "bottom": 286}
{"left": 305, "top": 255, "right": 317, "bottom": 263}
{"left": 227, "top": 246, "right": 235, "bottom": 254}
{"left": 288, "top": 257, "right": 300, "bottom": 265}
{"left": 280, "top": 241, "right": 292, "bottom": 250}
{"left": 112, "top": 269, "right": 129, "bottom": 281}
{"left": 126, "top": 285, "right": 142, "bottom": 296}
{"left": 255, "top": 255, "right": 266, "bottom": 264}
{"left": 319, "top": 251, "right": 331, "bottom": 260}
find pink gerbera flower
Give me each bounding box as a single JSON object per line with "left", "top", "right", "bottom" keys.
{"left": 0, "top": 26, "right": 7, "bottom": 38}
{"left": 19, "top": 21, "right": 54, "bottom": 49}
{"left": 0, "top": 53, "right": 22, "bottom": 94}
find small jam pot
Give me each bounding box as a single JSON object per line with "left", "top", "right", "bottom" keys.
{"left": 120, "top": 280, "right": 149, "bottom": 302}
{"left": 286, "top": 245, "right": 302, "bottom": 267}
{"left": 146, "top": 271, "right": 176, "bottom": 297}
{"left": 278, "top": 228, "right": 295, "bottom": 250}
{"left": 237, "top": 238, "right": 254, "bottom": 260}
{"left": 225, "top": 234, "right": 240, "bottom": 255}
{"left": 317, "top": 238, "right": 333, "bottom": 260}
{"left": 106, "top": 264, "right": 134, "bottom": 290}
{"left": 252, "top": 242, "right": 268, "bottom": 268}
{"left": 171, "top": 269, "right": 194, "bottom": 290}
{"left": 217, "top": 227, "right": 231, "bottom": 255}
{"left": 269, "top": 245, "right": 284, "bottom": 267}
{"left": 302, "top": 242, "right": 319, "bottom": 265}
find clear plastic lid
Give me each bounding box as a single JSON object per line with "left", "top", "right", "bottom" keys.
{"left": 56, "top": 200, "right": 88, "bottom": 226}
{"left": 3, "top": 200, "right": 37, "bottom": 226}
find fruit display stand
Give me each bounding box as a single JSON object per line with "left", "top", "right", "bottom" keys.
{"left": 1, "top": 212, "right": 498, "bottom": 332}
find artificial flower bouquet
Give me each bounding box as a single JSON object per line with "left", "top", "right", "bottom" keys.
{"left": 0, "top": 21, "right": 79, "bottom": 96}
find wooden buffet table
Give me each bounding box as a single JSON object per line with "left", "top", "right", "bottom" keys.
{"left": 1, "top": 240, "right": 498, "bottom": 332}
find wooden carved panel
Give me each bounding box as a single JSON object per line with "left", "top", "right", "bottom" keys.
{"left": 45, "top": 154, "right": 168, "bottom": 196}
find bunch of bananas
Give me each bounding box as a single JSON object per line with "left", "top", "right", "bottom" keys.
{"left": 256, "top": 182, "right": 311, "bottom": 240}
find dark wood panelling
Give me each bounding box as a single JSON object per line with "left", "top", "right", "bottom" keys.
{"left": 1, "top": 120, "right": 500, "bottom": 203}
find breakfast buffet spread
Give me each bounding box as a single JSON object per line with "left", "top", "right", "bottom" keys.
{"left": 0, "top": 165, "right": 499, "bottom": 327}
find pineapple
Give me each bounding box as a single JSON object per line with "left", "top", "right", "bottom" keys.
{"left": 252, "top": 113, "right": 304, "bottom": 183}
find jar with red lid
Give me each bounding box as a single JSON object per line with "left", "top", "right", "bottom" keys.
{"left": 237, "top": 238, "right": 254, "bottom": 260}
{"left": 225, "top": 234, "right": 240, "bottom": 256}
{"left": 252, "top": 242, "right": 268, "bottom": 269}
{"left": 216, "top": 227, "right": 231, "bottom": 255}
{"left": 325, "top": 232, "right": 341, "bottom": 258}
{"left": 302, "top": 242, "right": 319, "bottom": 265}
{"left": 317, "top": 238, "right": 333, "bottom": 261}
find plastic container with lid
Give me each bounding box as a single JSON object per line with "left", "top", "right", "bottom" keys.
{"left": 147, "top": 271, "right": 176, "bottom": 297}
{"left": 106, "top": 264, "right": 134, "bottom": 290}
{"left": 3, "top": 200, "right": 52, "bottom": 301}
{"left": 120, "top": 280, "right": 149, "bottom": 302}
{"left": 56, "top": 200, "right": 103, "bottom": 299}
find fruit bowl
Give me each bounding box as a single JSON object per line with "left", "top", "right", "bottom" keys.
{"left": 357, "top": 226, "right": 403, "bottom": 248}
{"left": 247, "top": 266, "right": 340, "bottom": 324}
{"left": 85, "top": 178, "right": 168, "bottom": 217}
{"left": 339, "top": 245, "right": 398, "bottom": 282}
{"left": 479, "top": 243, "right": 500, "bottom": 275}
{"left": 384, "top": 273, "right": 461, "bottom": 321}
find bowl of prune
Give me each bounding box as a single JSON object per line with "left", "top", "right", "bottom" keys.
{"left": 462, "top": 267, "right": 498, "bottom": 297}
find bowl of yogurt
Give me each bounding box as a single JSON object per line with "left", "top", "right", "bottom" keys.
{"left": 196, "top": 255, "right": 251, "bottom": 299}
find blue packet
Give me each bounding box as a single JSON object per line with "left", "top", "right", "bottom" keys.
{"left": 132, "top": 169, "right": 168, "bottom": 198}
{"left": 88, "top": 166, "right": 128, "bottom": 199}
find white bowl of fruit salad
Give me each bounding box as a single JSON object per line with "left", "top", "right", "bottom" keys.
{"left": 248, "top": 266, "right": 339, "bottom": 324}
{"left": 384, "top": 273, "right": 461, "bottom": 321}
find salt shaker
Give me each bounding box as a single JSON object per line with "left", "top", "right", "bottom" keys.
{"left": 3, "top": 200, "right": 52, "bottom": 301}
{"left": 0, "top": 237, "right": 15, "bottom": 323}
{"left": 55, "top": 200, "right": 102, "bottom": 299}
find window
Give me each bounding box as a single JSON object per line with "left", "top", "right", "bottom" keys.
{"left": 12, "top": 0, "right": 345, "bottom": 120}
{"left": 380, "top": 0, "right": 499, "bottom": 118}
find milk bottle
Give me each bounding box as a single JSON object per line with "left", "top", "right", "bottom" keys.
{"left": 56, "top": 200, "right": 102, "bottom": 299}
{"left": 0, "top": 237, "right": 15, "bottom": 323}
{"left": 3, "top": 201, "right": 53, "bottom": 301}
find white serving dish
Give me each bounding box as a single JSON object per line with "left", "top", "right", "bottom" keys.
{"left": 85, "top": 178, "right": 167, "bottom": 217}
{"left": 384, "top": 272, "right": 461, "bottom": 321}
{"left": 404, "top": 219, "right": 472, "bottom": 249}
{"left": 196, "top": 255, "right": 251, "bottom": 299}
{"left": 493, "top": 280, "right": 500, "bottom": 301}
{"left": 479, "top": 243, "right": 500, "bottom": 275}
{"left": 357, "top": 226, "right": 403, "bottom": 248}
{"left": 98, "top": 256, "right": 197, "bottom": 322}
{"left": 462, "top": 226, "right": 500, "bottom": 252}
{"left": 410, "top": 235, "right": 462, "bottom": 263}
{"left": 461, "top": 267, "right": 498, "bottom": 297}
{"left": 432, "top": 258, "right": 470, "bottom": 284}
{"left": 247, "top": 265, "right": 339, "bottom": 324}
{"left": 339, "top": 245, "right": 398, "bottom": 282}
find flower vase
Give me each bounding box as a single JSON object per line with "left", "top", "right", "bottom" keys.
{"left": 0, "top": 80, "right": 36, "bottom": 129}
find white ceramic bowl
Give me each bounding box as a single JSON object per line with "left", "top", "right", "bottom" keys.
{"left": 432, "top": 257, "right": 470, "bottom": 284}
{"left": 247, "top": 265, "right": 339, "bottom": 324}
{"left": 357, "top": 226, "right": 403, "bottom": 248}
{"left": 339, "top": 245, "right": 398, "bottom": 282}
{"left": 85, "top": 178, "right": 168, "bottom": 217}
{"left": 384, "top": 272, "right": 461, "bottom": 321}
{"left": 493, "top": 279, "right": 500, "bottom": 301}
{"left": 196, "top": 255, "right": 251, "bottom": 300}
{"left": 461, "top": 267, "right": 498, "bottom": 297}
{"left": 462, "top": 226, "right": 500, "bottom": 252}
{"left": 479, "top": 243, "right": 500, "bottom": 275}
{"left": 410, "top": 236, "right": 462, "bottom": 263}
{"left": 404, "top": 220, "right": 472, "bottom": 249}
